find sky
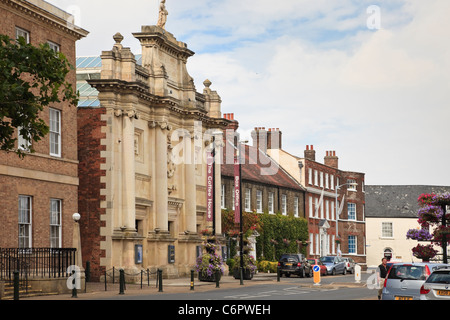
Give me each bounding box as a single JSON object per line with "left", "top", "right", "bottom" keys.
{"left": 47, "top": 0, "right": 450, "bottom": 186}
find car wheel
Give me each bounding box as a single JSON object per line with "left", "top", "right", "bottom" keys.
{"left": 343, "top": 268, "right": 346, "bottom": 275}
{"left": 300, "top": 268, "right": 305, "bottom": 278}
{"left": 332, "top": 269, "right": 336, "bottom": 276}
{"left": 285, "top": 273, "right": 291, "bottom": 278}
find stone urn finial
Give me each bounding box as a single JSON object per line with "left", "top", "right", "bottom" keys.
{"left": 203, "top": 79, "right": 212, "bottom": 88}
{"left": 113, "top": 32, "right": 124, "bottom": 48}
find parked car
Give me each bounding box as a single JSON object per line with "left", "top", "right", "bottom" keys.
{"left": 307, "top": 258, "right": 327, "bottom": 276}
{"left": 320, "top": 256, "right": 346, "bottom": 275}
{"left": 382, "top": 262, "right": 449, "bottom": 300}
{"left": 342, "top": 257, "right": 356, "bottom": 274}
{"left": 278, "top": 254, "right": 312, "bottom": 278}
{"left": 420, "top": 267, "right": 450, "bottom": 300}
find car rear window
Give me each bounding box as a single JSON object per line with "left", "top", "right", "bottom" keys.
{"left": 426, "top": 271, "right": 450, "bottom": 284}
{"left": 388, "top": 265, "right": 427, "bottom": 281}
{"left": 281, "top": 255, "right": 299, "bottom": 262}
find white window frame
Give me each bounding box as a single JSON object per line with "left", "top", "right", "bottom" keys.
{"left": 309, "top": 233, "right": 314, "bottom": 255}
{"left": 320, "top": 172, "right": 323, "bottom": 188}
{"left": 330, "top": 175, "right": 334, "bottom": 190}
{"left": 50, "top": 199, "right": 62, "bottom": 248}
{"left": 325, "top": 173, "right": 329, "bottom": 189}
{"left": 15, "top": 27, "right": 30, "bottom": 43}
{"left": 221, "top": 184, "right": 226, "bottom": 209}
{"left": 19, "top": 195, "right": 32, "bottom": 249}
{"left": 281, "top": 194, "right": 287, "bottom": 216}
{"left": 309, "top": 196, "right": 313, "bottom": 217}
{"left": 348, "top": 203, "right": 356, "bottom": 220}
{"left": 294, "top": 197, "right": 299, "bottom": 217}
{"left": 245, "top": 188, "right": 251, "bottom": 212}
{"left": 17, "top": 126, "right": 31, "bottom": 151}
{"left": 325, "top": 200, "right": 329, "bottom": 220}
{"left": 49, "top": 108, "right": 61, "bottom": 157}
{"left": 348, "top": 235, "right": 357, "bottom": 254}
{"left": 47, "top": 41, "right": 60, "bottom": 52}
{"left": 256, "top": 190, "right": 263, "bottom": 213}
{"left": 314, "top": 170, "right": 318, "bottom": 186}
{"left": 308, "top": 168, "right": 312, "bottom": 185}
{"left": 347, "top": 179, "right": 357, "bottom": 191}
{"left": 268, "top": 192, "right": 274, "bottom": 214}
{"left": 381, "top": 222, "right": 394, "bottom": 238}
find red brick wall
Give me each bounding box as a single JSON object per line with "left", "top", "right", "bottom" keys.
{"left": 77, "top": 107, "right": 106, "bottom": 281}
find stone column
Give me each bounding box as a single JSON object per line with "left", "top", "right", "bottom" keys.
{"left": 122, "top": 110, "right": 137, "bottom": 231}
{"left": 154, "top": 121, "right": 169, "bottom": 232}
{"left": 184, "top": 134, "right": 197, "bottom": 233}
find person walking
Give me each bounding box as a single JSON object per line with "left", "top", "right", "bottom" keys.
{"left": 377, "top": 257, "right": 389, "bottom": 300}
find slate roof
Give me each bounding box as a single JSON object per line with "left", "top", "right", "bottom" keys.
{"left": 365, "top": 185, "right": 450, "bottom": 218}
{"left": 221, "top": 141, "right": 304, "bottom": 191}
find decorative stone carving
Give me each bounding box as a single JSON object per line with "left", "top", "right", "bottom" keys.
{"left": 157, "top": 0, "right": 168, "bottom": 30}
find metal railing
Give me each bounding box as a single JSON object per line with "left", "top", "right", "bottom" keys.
{"left": 0, "top": 248, "right": 77, "bottom": 282}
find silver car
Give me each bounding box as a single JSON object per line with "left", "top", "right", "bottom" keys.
{"left": 320, "top": 256, "right": 346, "bottom": 275}
{"left": 382, "top": 262, "right": 449, "bottom": 300}
{"left": 342, "top": 257, "right": 355, "bottom": 274}
{"left": 420, "top": 268, "right": 450, "bottom": 300}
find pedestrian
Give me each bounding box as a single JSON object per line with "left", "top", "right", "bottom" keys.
{"left": 377, "top": 257, "right": 389, "bottom": 300}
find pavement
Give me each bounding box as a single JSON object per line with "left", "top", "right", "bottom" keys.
{"left": 13, "top": 272, "right": 373, "bottom": 300}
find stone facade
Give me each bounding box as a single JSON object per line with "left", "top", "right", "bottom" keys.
{"left": 77, "top": 26, "right": 230, "bottom": 280}
{"left": 0, "top": 0, "right": 88, "bottom": 249}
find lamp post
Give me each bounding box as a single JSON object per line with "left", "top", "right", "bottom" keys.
{"left": 334, "top": 182, "right": 357, "bottom": 253}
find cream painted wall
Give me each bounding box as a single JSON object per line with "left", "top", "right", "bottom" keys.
{"left": 366, "top": 217, "right": 420, "bottom": 268}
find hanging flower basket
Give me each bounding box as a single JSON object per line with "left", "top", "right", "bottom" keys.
{"left": 418, "top": 205, "right": 444, "bottom": 225}
{"left": 418, "top": 193, "right": 450, "bottom": 207}
{"left": 412, "top": 244, "right": 438, "bottom": 261}
{"left": 432, "top": 226, "right": 450, "bottom": 245}
{"left": 406, "top": 228, "right": 433, "bottom": 241}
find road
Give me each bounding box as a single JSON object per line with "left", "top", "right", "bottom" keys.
{"left": 98, "top": 273, "right": 378, "bottom": 301}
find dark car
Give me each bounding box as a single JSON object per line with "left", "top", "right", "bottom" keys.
{"left": 278, "top": 254, "right": 312, "bottom": 278}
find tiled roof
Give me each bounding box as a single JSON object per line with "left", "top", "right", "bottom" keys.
{"left": 221, "top": 141, "right": 304, "bottom": 191}
{"left": 365, "top": 185, "right": 450, "bottom": 218}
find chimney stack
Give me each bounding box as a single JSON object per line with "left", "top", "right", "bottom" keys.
{"left": 251, "top": 127, "right": 268, "bottom": 152}
{"left": 304, "top": 145, "right": 316, "bottom": 161}
{"left": 223, "top": 113, "right": 240, "bottom": 144}
{"left": 324, "top": 150, "right": 339, "bottom": 169}
{"left": 267, "top": 128, "right": 282, "bottom": 150}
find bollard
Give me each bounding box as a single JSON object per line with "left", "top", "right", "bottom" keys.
{"left": 215, "top": 269, "right": 220, "bottom": 288}
{"left": 13, "top": 270, "right": 19, "bottom": 301}
{"left": 71, "top": 270, "right": 78, "bottom": 298}
{"left": 190, "top": 270, "right": 195, "bottom": 291}
{"left": 147, "top": 269, "right": 150, "bottom": 287}
{"left": 119, "top": 269, "right": 125, "bottom": 295}
{"left": 85, "top": 261, "right": 91, "bottom": 283}
{"left": 277, "top": 268, "right": 281, "bottom": 282}
{"left": 240, "top": 267, "right": 244, "bottom": 286}
{"left": 158, "top": 269, "right": 163, "bottom": 292}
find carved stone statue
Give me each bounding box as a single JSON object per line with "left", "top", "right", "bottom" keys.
{"left": 157, "top": 0, "right": 168, "bottom": 29}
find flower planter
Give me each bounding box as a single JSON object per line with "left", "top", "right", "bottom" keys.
{"left": 233, "top": 268, "right": 254, "bottom": 280}
{"left": 199, "top": 272, "right": 221, "bottom": 283}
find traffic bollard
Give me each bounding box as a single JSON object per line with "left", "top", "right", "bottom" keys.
{"left": 158, "top": 269, "right": 163, "bottom": 292}
{"left": 190, "top": 270, "right": 195, "bottom": 291}
{"left": 71, "top": 270, "right": 78, "bottom": 298}
{"left": 119, "top": 269, "right": 125, "bottom": 295}
{"left": 215, "top": 270, "right": 220, "bottom": 288}
{"left": 13, "top": 270, "right": 19, "bottom": 301}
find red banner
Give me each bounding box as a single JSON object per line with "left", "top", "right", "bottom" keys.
{"left": 206, "top": 151, "right": 214, "bottom": 222}
{"left": 234, "top": 158, "right": 241, "bottom": 223}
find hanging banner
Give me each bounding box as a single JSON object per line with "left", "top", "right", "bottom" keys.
{"left": 206, "top": 151, "right": 214, "bottom": 222}
{"left": 234, "top": 157, "right": 241, "bottom": 223}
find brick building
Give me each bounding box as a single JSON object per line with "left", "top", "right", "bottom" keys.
{"left": 266, "top": 137, "right": 366, "bottom": 267}
{"left": 220, "top": 121, "right": 306, "bottom": 218}
{"left": 0, "top": 0, "right": 88, "bottom": 249}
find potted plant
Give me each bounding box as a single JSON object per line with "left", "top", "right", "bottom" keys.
{"left": 232, "top": 253, "right": 257, "bottom": 280}
{"left": 412, "top": 244, "right": 438, "bottom": 262}
{"left": 195, "top": 241, "right": 224, "bottom": 282}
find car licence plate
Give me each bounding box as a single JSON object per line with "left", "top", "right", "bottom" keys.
{"left": 395, "top": 296, "right": 413, "bottom": 300}
{"left": 437, "top": 290, "right": 450, "bottom": 296}
{"left": 285, "top": 263, "right": 292, "bottom": 266}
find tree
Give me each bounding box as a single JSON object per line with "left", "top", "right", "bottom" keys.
{"left": 0, "top": 34, "right": 78, "bottom": 157}
{"left": 406, "top": 193, "right": 450, "bottom": 263}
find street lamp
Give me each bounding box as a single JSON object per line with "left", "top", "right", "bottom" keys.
{"left": 334, "top": 182, "right": 357, "bottom": 254}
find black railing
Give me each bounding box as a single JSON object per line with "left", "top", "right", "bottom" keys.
{"left": 0, "top": 248, "right": 77, "bottom": 282}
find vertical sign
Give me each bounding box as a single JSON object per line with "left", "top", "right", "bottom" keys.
{"left": 313, "top": 265, "right": 321, "bottom": 286}
{"left": 206, "top": 151, "right": 214, "bottom": 222}
{"left": 234, "top": 157, "right": 241, "bottom": 223}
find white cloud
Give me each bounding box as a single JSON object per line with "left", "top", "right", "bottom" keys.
{"left": 47, "top": 0, "right": 450, "bottom": 185}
